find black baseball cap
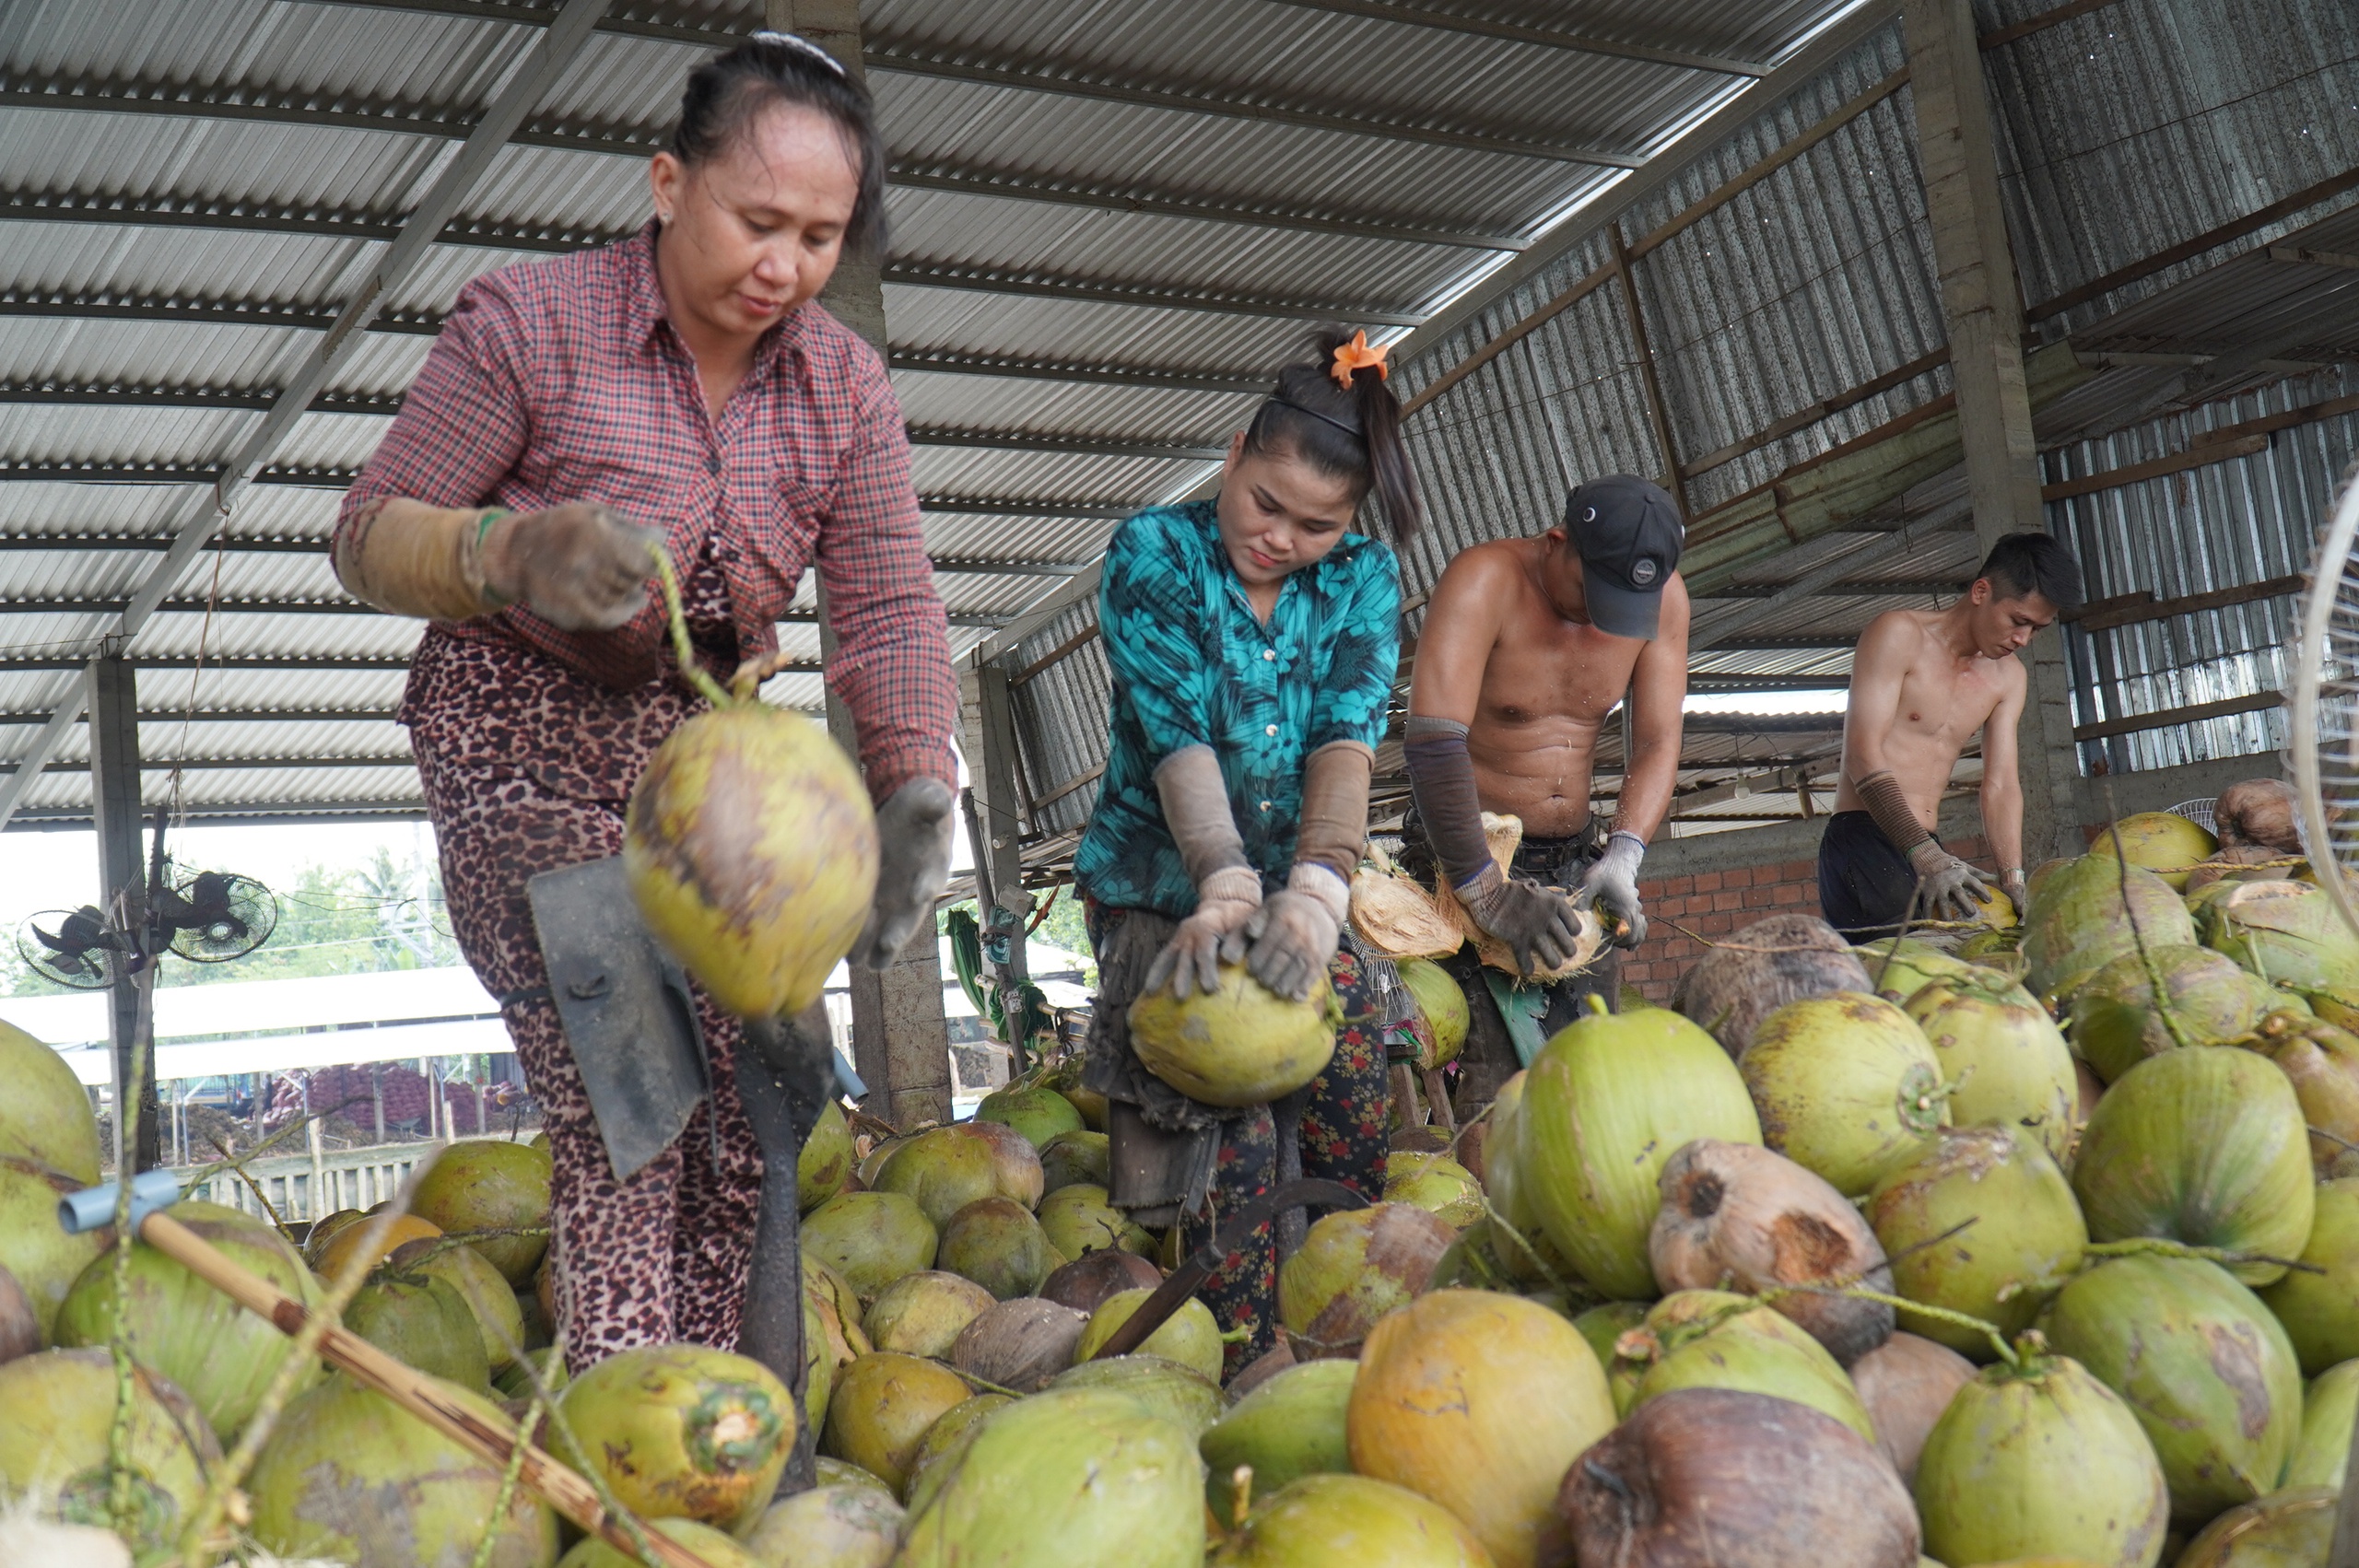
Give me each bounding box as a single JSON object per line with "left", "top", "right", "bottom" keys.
{"left": 1564, "top": 474, "right": 1684, "bottom": 639}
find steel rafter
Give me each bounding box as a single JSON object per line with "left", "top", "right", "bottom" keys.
{"left": 0, "top": 186, "right": 621, "bottom": 254}
{"left": 880, "top": 259, "right": 1424, "bottom": 324}
{"left": 1254, "top": 0, "right": 1767, "bottom": 76}
{"left": 0, "top": 708, "right": 400, "bottom": 725}
{"left": 1699, "top": 578, "right": 1967, "bottom": 601}
{"left": 0, "top": 533, "right": 1087, "bottom": 579}
{"left": 0, "top": 596, "right": 1010, "bottom": 628}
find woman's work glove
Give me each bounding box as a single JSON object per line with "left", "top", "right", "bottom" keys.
{"left": 1146, "top": 867, "right": 1262, "bottom": 999}
{"left": 482, "top": 503, "right": 665, "bottom": 631}
{"left": 1144, "top": 745, "right": 1263, "bottom": 1000}
{"left": 1576, "top": 831, "right": 1649, "bottom": 949}
{"left": 1907, "top": 840, "right": 1995, "bottom": 921}
{"left": 1457, "top": 862, "right": 1586, "bottom": 977}
{"left": 852, "top": 778, "right": 957, "bottom": 969}
{"left": 1228, "top": 864, "right": 1347, "bottom": 1002}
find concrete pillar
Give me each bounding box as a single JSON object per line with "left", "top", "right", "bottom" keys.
{"left": 1906, "top": 0, "right": 2084, "bottom": 862}
{"left": 88, "top": 650, "right": 159, "bottom": 1173}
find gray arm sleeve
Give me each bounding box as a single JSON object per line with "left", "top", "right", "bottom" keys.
{"left": 1855, "top": 769, "right": 1935, "bottom": 854}
{"left": 1154, "top": 744, "right": 1251, "bottom": 886}
{"left": 1404, "top": 716, "right": 1496, "bottom": 890}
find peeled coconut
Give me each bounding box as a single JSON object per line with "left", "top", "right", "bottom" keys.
{"left": 557, "top": 1518, "right": 752, "bottom": 1568}
{"left": 1050, "top": 1353, "right": 1226, "bottom": 1437}
{"left": 746, "top": 1480, "right": 903, "bottom": 1568}
{"left": 1396, "top": 957, "right": 1470, "bottom": 1069}
{"left": 1382, "top": 1152, "right": 1485, "bottom": 1228}
{"left": 1676, "top": 913, "right": 1873, "bottom": 1059}
{"left": 2091, "top": 813, "right": 2219, "bottom": 889}
{"left": 0, "top": 1019, "right": 101, "bottom": 1184}
{"left": 346, "top": 1274, "right": 493, "bottom": 1391}
{"left": 0, "top": 1158, "right": 107, "bottom": 1342}
{"left": 895, "top": 1388, "right": 1203, "bottom": 1568}
{"left": 2071, "top": 1045, "right": 2314, "bottom": 1284}
{"left": 1347, "top": 1289, "right": 1615, "bottom": 1568}
{"left": 2264, "top": 1023, "right": 2359, "bottom": 1176}
{"left": 410, "top": 1138, "right": 553, "bottom": 1286}
{"left": 251, "top": 1372, "right": 557, "bottom": 1567}
{"left": 1210, "top": 1473, "right": 1495, "bottom": 1567}
{"left": 2283, "top": 1358, "right": 2357, "bottom": 1490}
{"left": 1913, "top": 1351, "right": 2169, "bottom": 1568}
{"left": 936, "top": 1196, "right": 1058, "bottom": 1301}
{"left": 2255, "top": 1176, "right": 2359, "bottom": 1374}
{"left": 1742, "top": 992, "right": 1949, "bottom": 1197}
{"left": 803, "top": 1282, "right": 835, "bottom": 1433}
{"left": 2023, "top": 855, "right": 2196, "bottom": 1001}
{"left": 1866, "top": 1125, "right": 2087, "bottom": 1359}
{"left": 55, "top": 1199, "right": 323, "bottom": 1439}
{"left": 801, "top": 1191, "right": 937, "bottom": 1303}
{"left": 1041, "top": 1247, "right": 1163, "bottom": 1315}
{"left": 0, "top": 1348, "right": 223, "bottom": 1542}
{"left": 2048, "top": 1254, "right": 2303, "bottom": 1527}
{"left": 2201, "top": 878, "right": 2359, "bottom": 989}
{"left": 2067, "top": 945, "right": 2275, "bottom": 1082}
{"left": 1039, "top": 1129, "right": 1109, "bottom": 1194}
{"left": 861, "top": 1270, "right": 994, "bottom": 1359}
{"left": 875, "top": 1125, "right": 1041, "bottom": 1232}
{"left": 1073, "top": 1289, "right": 1224, "bottom": 1383}
{"left": 1854, "top": 939, "right": 1984, "bottom": 1006}
{"left": 1200, "top": 1357, "right": 1356, "bottom": 1528}
{"left": 1621, "top": 1289, "right": 1877, "bottom": 1445}
{"left": 900, "top": 1392, "right": 1014, "bottom": 1517}
{"left": 820, "top": 1351, "right": 973, "bottom": 1496}
{"left": 1850, "top": 1331, "right": 1975, "bottom": 1482}
{"left": 1904, "top": 971, "right": 2078, "bottom": 1162}
{"left": 1276, "top": 1203, "right": 1455, "bottom": 1358}
{"left": 976, "top": 1084, "right": 1085, "bottom": 1149}
{"left": 389, "top": 1232, "right": 525, "bottom": 1373}
{"left": 799, "top": 1099, "right": 854, "bottom": 1212}
{"left": 1649, "top": 1138, "right": 1893, "bottom": 1365}
{"left": 557, "top": 1342, "right": 794, "bottom": 1534}
{"left": 1556, "top": 1386, "right": 1920, "bottom": 1568}
{"left": 804, "top": 1256, "right": 874, "bottom": 1375}
{"left": 1037, "top": 1182, "right": 1155, "bottom": 1260}
{"left": 1126, "top": 962, "right": 1340, "bottom": 1106}
{"left": 624, "top": 690, "right": 879, "bottom": 1019}
{"left": 2174, "top": 1485, "right": 2340, "bottom": 1566}
{"left": 1520, "top": 1005, "right": 1764, "bottom": 1298}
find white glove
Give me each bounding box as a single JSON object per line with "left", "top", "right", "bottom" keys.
{"left": 1576, "top": 831, "right": 1648, "bottom": 949}
{"left": 1145, "top": 867, "right": 1262, "bottom": 1000}
{"left": 1226, "top": 864, "right": 1347, "bottom": 1002}
{"left": 851, "top": 778, "right": 957, "bottom": 968}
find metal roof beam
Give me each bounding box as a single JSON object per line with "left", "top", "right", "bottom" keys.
{"left": 1699, "top": 578, "right": 1966, "bottom": 601}
{"left": 886, "top": 348, "right": 1265, "bottom": 395}
{"left": 0, "top": 708, "right": 400, "bottom": 725}
{"left": 0, "top": 656, "right": 418, "bottom": 673}
{"left": 0, "top": 534, "right": 1089, "bottom": 578}
{"left": 1253, "top": 0, "right": 1769, "bottom": 76}
{"left": 6, "top": 801, "right": 429, "bottom": 829}
{"left": 880, "top": 259, "right": 1425, "bottom": 325}
{"left": 0, "top": 597, "right": 1009, "bottom": 628}
{"left": 909, "top": 427, "right": 1225, "bottom": 462}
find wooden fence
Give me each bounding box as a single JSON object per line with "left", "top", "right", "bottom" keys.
{"left": 173, "top": 1141, "right": 443, "bottom": 1224}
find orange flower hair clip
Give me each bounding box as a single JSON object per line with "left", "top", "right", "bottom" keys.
{"left": 1331, "top": 330, "right": 1390, "bottom": 389}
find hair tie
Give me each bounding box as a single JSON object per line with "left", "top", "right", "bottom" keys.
{"left": 1272, "top": 395, "right": 1362, "bottom": 439}
{"left": 1330, "top": 330, "right": 1390, "bottom": 389}
{"left": 750, "top": 29, "right": 850, "bottom": 78}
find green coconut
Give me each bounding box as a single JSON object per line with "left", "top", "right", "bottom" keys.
{"left": 803, "top": 1283, "right": 834, "bottom": 1433}
{"left": 1865, "top": 1125, "right": 2086, "bottom": 1359}
{"left": 746, "top": 1480, "right": 905, "bottom": 1568}
{"left": 804, "top": 1256, "right": 873, "bottom": 1378}
{"left": 558, "top": 1517, "right": 756, "bottom": 1568}
{"left": 1854, "top": 939, "right": 1985, "bottom": 1006}
{"left": 1620, "top": 1289, "right": 1876, "bottom": 1445}
{"left": 1382, "top": 1151, "right": 1485, "bottom": 1228}
{"left": 1275, "top": 1202, "right": 1455, "bottom": 1357}
{"left": 251, "top": 1372, "right": 557, "bottom": 1567}
{"left": 936, "top": 1196, "right": 1059, "bottom": 1301}
{"left": 2047, "top": 1254, "right": 2304, "bottom": 1528}
{"left": 1742, "top": 991, "right": 1950, "bottom": 1196}
{"left": 1072, "top": 1290, "right": 1225, "bottom": 1384}
{"left": 1573, "top": 1302, "right": 1651, "bottom": 1415}
{"left": 2174, "top": 1486, "right": 2341, "bottom": 1567}
{"left": 799, "top": 1099, "right": 854, "bottom": 1212}
{"left": 2201, "top": 878, "right": 2359, "bottom": 989}
{"left": 2262, "top": 1020, "right": 2359, "bottom": 1176}
{"left": 2091, "top": 812, "right": 2219, "bottom": 890}
{"left": 0, "top": 1157, "right": 107, "bottom": 1344}
{"left": 1396, "top": 957, "right": 1470, "bottom": 1069}
{"left": 874, "top": 1126, "right": 1029, "bottom": 1231}
{"left": 2071, "top": 1045, "right": 2315, "bottom": 1285}
{"left": 0, "top": 1017, "right": 101, "bottom": 1184}
{"left": 816, "top": 1455, "right": 895, "bottom": 1497}
{"left": 819, "top": 1351, "right": 973, "bottom": 1497}
{"left": 409, "top": 1138, "right": 554, "bottom": 1286}
{"left": 801, "top": 1191, "right": 938, "bottom": 1303}
{"left": 346, "top": 1274, "right": 493, "bottom": 1392}
{"left": 1200, "top": 1357, "right": 1356, "bottom": 1528}
{"left": 1904, "top": 972, "right": 2078, "bottom": 1162}
{"left": 1050, "top": 1353, "right": 1226, "bottom": 1438}
{"left": 2067, "top": 945, "right": 2276, "bottom": 1082}
{"left": 2023, "top": 855, "right": 2197, "bottom": 1001}
{"left": 1209, "top": 1473, "right": 1495, "bottom": 1567}
{"left": 556, "top": 1342, "right": 795, "bottom": 1534}
{"left": 896, "top": 1388, "right": 1203, "bottom": 1568}
{"left": 1039, "top": 1129, "right": 1110, "bottom": 1194}
{"left": 2284, "top": 1358, "right": 2357, "bottom": 1490}
{"left": 2256, "top": 1176, "right": 2359, "bottom": 1374}
{"left": 1519, "top": 1003, "right": 1764, "bottom": 1298}
{"left": 1126, "top": 961, "right": 1340, "bottom": 1106}
{"left": 976, "top": 1084, "right": 1086, "bottom": 1150}
{"left": 900, "top": 1391, "right": 1014, "bottom": 1516}
{"left": 388, "top": 1233, "right": 526, "bottom": 1373}
{"left": 1037, "top": 1182, "right": 1155, "bottom": 1260}
{"left": 0, "top": 1348, "right": 223, "bottom": 1544}
{"left": 861, "top": 1270, "right": 995, "bottom": 1359}
{"left": 54, "top": 1199, "right": 324, "bottom": 1439}
{"left": 1472, "top": 1070, "right": 1561, "bottom": 1287}
{"left": 1912, "top": 1351, "right": 2169, "bottom": 1568}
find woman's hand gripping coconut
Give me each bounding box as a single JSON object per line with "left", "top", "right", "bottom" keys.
{"left": 1076, "top": 330, "right": 1426, "bottom": 1377}
{"left": 325, "top": 34, "right": 960, "bottom": 1374}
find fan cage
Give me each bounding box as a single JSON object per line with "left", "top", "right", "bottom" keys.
{"left": 2165, "top": 798, "right": 2218, "bottom": 832}
{"left": 2290, "top": 469, "right": 2359, "bottom": 942}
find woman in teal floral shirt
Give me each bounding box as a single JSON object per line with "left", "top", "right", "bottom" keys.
{"left": 1078, "top": 328, "right": 1422, "bottom": 1373}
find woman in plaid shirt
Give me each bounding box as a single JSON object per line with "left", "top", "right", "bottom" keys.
{"left": 331, "top": 35, "right": 959, "bottom": 1369}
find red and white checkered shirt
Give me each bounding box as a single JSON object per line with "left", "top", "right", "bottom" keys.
{"left": 339, "top": 223, "right": 959, "bottom": 802}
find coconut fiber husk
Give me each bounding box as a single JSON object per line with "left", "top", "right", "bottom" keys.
{"left": 2213, "top": 777, "right": 2303, "bottom": 853}
{"left": 1428, "top": 813, "right": 1605, "bottom": 979}
{"left": 1349, "top": 843, "right": 1464, "bottom": 960}
{"left": 1672, "top": 914, "right": 1872, "bottom": 1060}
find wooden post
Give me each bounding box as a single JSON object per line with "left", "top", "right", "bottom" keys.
{"left": 961, "top": 660, "right": 1034, "bottom": 1065}
{"left": 304, "top": 1082, "right": 326, "bottom": 1221}
{"left": 1905, "top": 0, "right": 2083, "bottom": 861}
{"left": 88, "top": 649, "right": 159, "bottom": 1173}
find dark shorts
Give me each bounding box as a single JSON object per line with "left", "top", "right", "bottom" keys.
{"left": 1815, "top": 810, "right": 1918, "bottom": 942}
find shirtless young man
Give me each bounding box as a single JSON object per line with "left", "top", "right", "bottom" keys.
{"left": 1404, "top": 475, "right": 1689, "bottom": 1032}
{"left": 1819, "top": 532, "right": 2085, "bottom": 940}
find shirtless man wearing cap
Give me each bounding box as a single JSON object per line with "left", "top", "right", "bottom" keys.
{"left": 1404, "top": 476, "right": 1690, "bottom": 1071}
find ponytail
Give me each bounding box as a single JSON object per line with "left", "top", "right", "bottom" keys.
{"left": 1240, "top": 326, "right": 1424, "bottom": 540}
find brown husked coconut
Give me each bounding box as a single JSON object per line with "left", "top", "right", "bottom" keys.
{"left": 1647, "top": 1140, "right": 1893, "bottom": 1366}
{"left": 1553, "top": 1387, "right": 1920, "bottom": 1568}
{"left": 1432, "top": 813, "right": 1606, "bottom": 978}
{"left": 1848, "top": 1331, "right": 1975, "bottom": 1483}
{"left": 2214, "top": 778, "right": 2302, "bottom": 853}
{"left": 1673, "top": 915, "right": 1872, "bottom": 1060}
{"left": 1039, "top": 1247, "right": 1163, "bottom": 1315}
{"left": 1349, "top": 858, "right": 1465, "bottom": 960}
{"left": 947, "top": 1297, "right": 1086, "bottom": 1393}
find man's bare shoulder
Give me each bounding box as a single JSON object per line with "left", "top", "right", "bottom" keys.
{"left": 1853, "top": 607, "right": 1937, "bottom": 663}
{"left": 1435, "top": 536, "right": 1537, "bottom": 592}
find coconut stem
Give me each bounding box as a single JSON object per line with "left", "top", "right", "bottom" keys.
{"left": 648, "top": 542, "right": 734, "bottom": 710}
{"left": 469, "top": 1343, "right": 561, "bottom": 1568}
{"left": 2098, "top": 781, "right": 2199, "bottom": 1054}
{"left": 2080, "top": 1236, "right": 2325, "bottom": 1276}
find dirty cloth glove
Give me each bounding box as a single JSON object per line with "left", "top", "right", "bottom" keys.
{"left": 1457, "top": 861, "right": 1586, "bottom": 977}
{"left": 1577, "top": 830, "right": 1649, "bottom": 949}
{"left": 481, "top": 502, "right": 665, "bottom": 631}
{"left": 1228, "top": 864, "right": 1347, "bottom": 1002}
{"left": 1144, "top": 745, "right": 1262, "bottom": 1000}
{"left": 852, "top": 778, "right": 957, "bottom": 969}
{"left": 1908, "top": 839, "right": 1996, "bottom": 922}
{"left": 1148, "top": 868, "right": 1262, "bottom": 1000}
